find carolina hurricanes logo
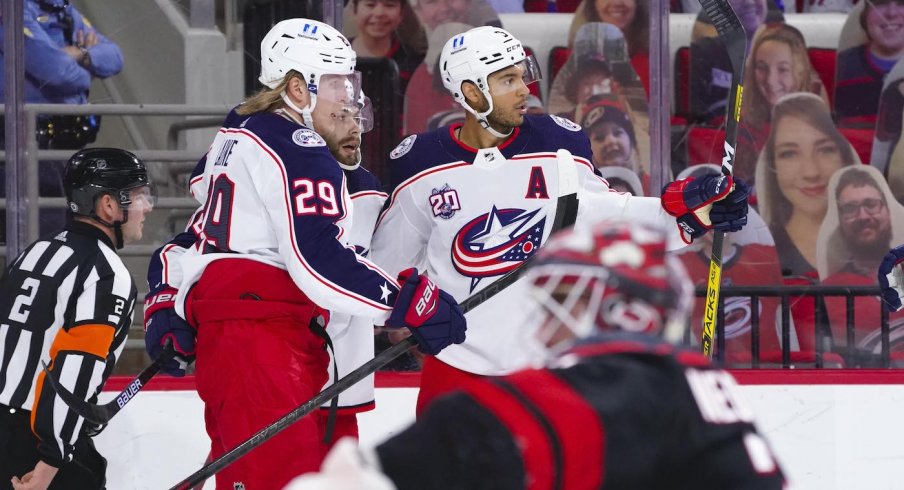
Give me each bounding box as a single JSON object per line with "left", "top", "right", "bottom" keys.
{"left": 723, "top": 296, "right": 755, "bottom": 338}
{"left": 452, "top": 207, "right": 546, "bottom": 292}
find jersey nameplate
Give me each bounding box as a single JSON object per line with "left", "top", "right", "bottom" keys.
{"left": 292, "top": 128, "right": 326, "bottom": 147}
{"left": 391, "top": 135, "right": 417, "bottom": 159}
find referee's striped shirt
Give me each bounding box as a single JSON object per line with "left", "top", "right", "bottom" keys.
{"left": 0, "top": 221, "right": 135, "bottom": 466}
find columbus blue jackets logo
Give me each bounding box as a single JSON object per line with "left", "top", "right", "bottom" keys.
{"left": 452, "top": 207, "right": 546, "bottom": 291}
{"left": 390, "top": 134, "right": 416, "bottom": 159}
{"left": 550, "top": 114, "right": 581, "bottom": 132}
{"left": 292, "top": 128, "right": 326, "bottom": 147}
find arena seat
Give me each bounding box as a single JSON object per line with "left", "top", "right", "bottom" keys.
{"left": 674, "top": 46, "right": 691, "bottom": 124}
{"left": 807, "top": 47, "right": 837, "bottom": 107}
{"left": 839, "top": 127, "right": 875, "bottom": 164}
{"left": 548, "top": 45, "right": 571, "bottom": 93}
{"left": 686, "top": 126, "right": 874, "bottom": 167}
{"left": 686, "top": 126, "right": 725, "bottom": 166}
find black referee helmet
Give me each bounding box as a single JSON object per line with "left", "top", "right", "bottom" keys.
{"left": 64, "top": 147, "right": 150, "bottom": 217}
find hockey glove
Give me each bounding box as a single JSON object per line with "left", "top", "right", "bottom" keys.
{"left": 387, "top": 268, "right": 467, "bottom": 356}
{"left": 878, "top": 245, "right": 904, "bottom": 312}
{"left": 144, "top": 287, "right": 196, "bottom": 377}
{"left": 709, "top": 177, "right": 751, "bottom": 233}
{"left": 661, "top": 173, "right": 735, "bottom": 242}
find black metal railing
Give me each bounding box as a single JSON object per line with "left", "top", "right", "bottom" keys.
{"left": 696, "top": 285, "right": 889, "bottom": 369}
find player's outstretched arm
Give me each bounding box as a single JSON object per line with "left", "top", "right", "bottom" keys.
{"left": 879, "top": 244, "right": 904, "bottom": 312}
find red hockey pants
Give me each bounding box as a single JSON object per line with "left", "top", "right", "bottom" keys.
{"left": 187, "top": 259, "right": 331, "bottom": 490}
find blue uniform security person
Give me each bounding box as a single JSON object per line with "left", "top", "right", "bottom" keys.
{"left": 0, "top": 0, "right": 123, "bottom": 107}
{"left": 0, "top": 0, "right": 124, "bottom": 241}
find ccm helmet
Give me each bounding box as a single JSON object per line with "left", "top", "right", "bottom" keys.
{"left": 439, "top": 26, "right": 541, "bottom": 137}
{"left": 64, "top": 148, "right": 152, "bottom": 247}
{"left": 526, "top": 219, "right": 693, "bottom": 351}
{"left": 258, "top": 19, "right": 360, "bottom": 128}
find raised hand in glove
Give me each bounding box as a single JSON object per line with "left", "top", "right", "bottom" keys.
{"left": 386, "top": 268, "right": 467, "bottom": 356}
{"left": 879, "top": 244, "right": 904, "bottom": 312}
{"left": 709, "top": 177, "right": 750, "bottom": 233}
{"left": 661, "top": 173, "right": 748, "bottom": 242}
{"left": 144, "top": 287, "right": 196, "bottom": 377}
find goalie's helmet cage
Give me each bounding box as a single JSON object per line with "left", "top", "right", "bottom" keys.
{"left": 439, "top": 26, "right": 540, "bottom": 135}
{"left": 64, "top": 147, "right": 150, "bottom": 217}
{"left": 258, "top": 18, "right": 357, "bottom": 127}
{"left": 527, "top": 220, "right": 693, "bottom": 349}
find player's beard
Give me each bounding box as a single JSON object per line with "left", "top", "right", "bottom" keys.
{"left": 327, "top": 136, "right": 360, "bottom": 167}
{"left": 486, "top": 108, "right": 523, "bottom": 133}
{"left": 469, "top": 92, "right": 524, "bottom": 134}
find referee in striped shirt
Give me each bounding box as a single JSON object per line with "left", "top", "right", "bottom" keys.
{"left": 0, "top": 148, "right": 155, "bottom": 490}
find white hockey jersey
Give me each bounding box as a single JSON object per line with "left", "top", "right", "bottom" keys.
{"left": 320, "top": 167, "right": 388, "bottom": 412}
{"left": 148, "top": 109, "right": 391, "bottom": 412}
{"left": 371, "top": 114, "right": 686, "bottom": 375}
{"left": 167, "top": 109, "right": 401, "bottom": 324}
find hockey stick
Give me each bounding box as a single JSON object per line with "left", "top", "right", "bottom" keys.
{"left": 168, "top": 148, "right": 582, "bottom": 490}
{"left": 40, "top": 340, "right": 176, "bottom": 425}
{"left": 698, "top": 0, "right": 747, "bottom": 358}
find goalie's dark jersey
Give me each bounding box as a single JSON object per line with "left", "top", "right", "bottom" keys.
{"left": 377, "top": 332, "right": 786, "bottom": 490}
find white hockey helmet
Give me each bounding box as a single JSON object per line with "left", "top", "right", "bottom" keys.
{"left": 438, "top": 26, "right": 542, "bottom": 136}
{"left": 259, "top": 19, "right": 369, "bottom": 130}
{"left": 259, "top": 18, "right": 356, "bottom": 89}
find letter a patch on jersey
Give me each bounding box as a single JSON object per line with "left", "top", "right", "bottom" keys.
{"left": 525, "top": 166, "right": 549, "bottom": 199}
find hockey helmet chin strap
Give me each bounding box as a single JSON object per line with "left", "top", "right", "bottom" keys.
{"left": 281, "top": 91, "right": 316, "bottom": 129}
{"left": 462, "top": 90, "right": 513, "bottom": 139}
{"left": 91, "top": 209, "right": 128, "bottom": 250}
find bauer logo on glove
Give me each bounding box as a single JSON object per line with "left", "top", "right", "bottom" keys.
{"left": 661, "top": 173, "right": 750, "bottom": 243}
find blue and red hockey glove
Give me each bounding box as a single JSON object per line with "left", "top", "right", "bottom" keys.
{"left": 386, "top": 268, "right": 467, "bottom": 356}
{"left": 661, "top": 174, "right": 749, "bottom": 243}
{"left": 144, "top": 287, "right": 196, "bottom": 377}
{"left": 879, "top": 244, "right": 904, "bottom": 312}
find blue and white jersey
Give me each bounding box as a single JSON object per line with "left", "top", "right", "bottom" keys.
{"left": 371, "top": 114, "right": 685, "bottom": 375}
{"left": 321, "top": 165, "right": 388, "bottom": 411}
{"left": 170, "top": 108, "right": 400, "bottom": 323}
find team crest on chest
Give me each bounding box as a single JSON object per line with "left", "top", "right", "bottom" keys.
{"left": 391, "top": 134, "right": 417, "bottom": 159}
{"left": 429, "top": 184, "right": 461, "bottom": 219}
{"left": 292, "top": 128, "right": 326, "bottom": 147}
{"left": 550, "top": 114, "right": 581, "bottom": 132}
{"left": 452, "top": 206, "right": 546, "bottom": 291}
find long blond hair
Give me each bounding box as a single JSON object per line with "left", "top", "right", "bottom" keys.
{"left": 742, "top": 23, "right": 826, "bottom": 128}
{"left": 236, "top": 70, "right": 303, "bottom": 116}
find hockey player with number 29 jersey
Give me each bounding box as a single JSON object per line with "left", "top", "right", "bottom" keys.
{"left": 143, "top": 19, "right": 466, "bottom": 490}
{"left": 370, "top": 25, "right": 753, "bottom": 414}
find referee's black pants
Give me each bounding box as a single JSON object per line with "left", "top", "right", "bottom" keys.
{"left": 0, "top": 405, "right": 106, "bottom": 489}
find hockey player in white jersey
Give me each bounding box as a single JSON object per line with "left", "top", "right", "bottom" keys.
{"left": 142, "top": 18, "right": 466, "bottom": 490}
{"left": 370, "top": 25, "right": 752, "bottom": 414}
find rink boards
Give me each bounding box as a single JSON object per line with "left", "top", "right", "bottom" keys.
{"left": 95, "top": 371, "right": 904, "bottom": 489}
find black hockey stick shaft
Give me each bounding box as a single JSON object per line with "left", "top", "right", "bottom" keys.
{"left": 699, "top": 0, "right": 747, "bottom": 358}
{"left": 40, "top": 340, "right": 176, "bottom": 425}
{"left": 169, "top": 152, "right": 582, "bottom": 490}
